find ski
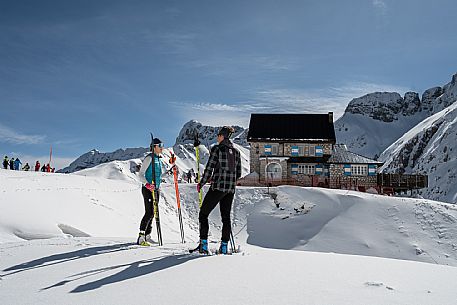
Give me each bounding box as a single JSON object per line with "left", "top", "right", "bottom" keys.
{"left": 151, "top": 133, "right": 163, "bottom": 246}
{"left": 194, "top": 133, "right": 203, "bottom": 207}
{"left": 169, "top": 152, "right": 185, "bottom": 243}
{"left": 188, "top": 244, "right": 211, "bottom": 255}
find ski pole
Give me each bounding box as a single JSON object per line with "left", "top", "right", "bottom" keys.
{"left": 170, "top": 153, "right": 185, "bottom": 243}
{"left": 229, "top": 231, "right": 236, "bottom": 253}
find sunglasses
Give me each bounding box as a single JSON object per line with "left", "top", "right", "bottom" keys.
{"left": 154, "top": 143, "right": 164, "bottom": 148}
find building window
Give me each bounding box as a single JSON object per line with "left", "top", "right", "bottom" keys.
{"left": 271, "top": 144, "right": 279, "bottom": 155}
{"left": 308, "top": 145, "right": 315, "bottom": 157}
{"left": 298, "top": 145, "right": 304, "bottom": 156}
{"left": 351, "top": 165, "right": 368, "bottom": 176}
{"left": 298, "top": 164, "right": 315, "bottom": 175}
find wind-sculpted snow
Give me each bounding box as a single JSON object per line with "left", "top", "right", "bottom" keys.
{"left": 2, "top": 170, "right": 457, "bottom": 304}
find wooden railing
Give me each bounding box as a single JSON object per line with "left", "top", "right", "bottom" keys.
{"left": 237, "top": 176, "right": 329, "bottom": 188}
{"left": 237, "top": 173, "right": 429, "bottom": 191}
{"left": 377, "top": 173, "right": 428, "bottom": 190}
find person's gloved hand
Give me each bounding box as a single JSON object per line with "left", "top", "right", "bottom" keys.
{"left": 196, "top": 183, "right": 201, "bottom": 193}
{"left": 145, "top": 183, "right": 155, "bottom": 191}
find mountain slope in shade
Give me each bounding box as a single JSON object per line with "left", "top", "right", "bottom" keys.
{"left": 379, "top": 102, "right": 457, "bottom": 204}
{"left": 335, "top": 73, "right": 457, "bottom": 159}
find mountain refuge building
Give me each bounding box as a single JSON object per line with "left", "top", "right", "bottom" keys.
{"left": 245, "top": 113, "right": 383, "bottom": 190}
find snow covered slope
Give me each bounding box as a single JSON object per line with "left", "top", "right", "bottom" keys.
{"left": 335, "top": 73, "right": 457, "bottom": 158}
{"left": 379, "top": 102, "right": 457, "bottom": 204}
{"left": 2, "top": 170, "right": 457, "bottom": 304}
{"left": 2, "top": 170, "right": 457, "bottom": 265}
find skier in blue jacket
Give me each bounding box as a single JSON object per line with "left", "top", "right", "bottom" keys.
{"left": 137, "top": 137, "right": 165, "bottom": 246}
{"left": 14, "top": 158, "right": 22, "bottom": 171}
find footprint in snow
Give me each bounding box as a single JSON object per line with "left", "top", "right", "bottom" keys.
{"left": 364, "top": 282, "right": 394, "bottom": 291}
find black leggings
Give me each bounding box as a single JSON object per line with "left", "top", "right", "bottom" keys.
{"left": 139, "top": 186, "right": 159, "bottom": 235}
{"left": 199, "top": 188, "right": 234, "bottom": 242}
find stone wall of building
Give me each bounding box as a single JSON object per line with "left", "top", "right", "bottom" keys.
{"left": 329, "top": 164, "right": 378, "bottom": 189}
{"left": 249, "top": 141, "right": 333, "bottom": 175}
{"left": 249, "top": 142, "right": 285, "bottom": 175}
{"left": 250, "top": 141, "right": 378, "bottom": 189}
{"left": 283, "top": 143, "right": 333, "bottom": 155}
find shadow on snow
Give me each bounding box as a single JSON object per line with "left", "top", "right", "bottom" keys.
{"left": 41, "top": 254, "right": 200, "bottom": 293}
{"left": 2, "top": 243, "right": 135, "bottom": 276}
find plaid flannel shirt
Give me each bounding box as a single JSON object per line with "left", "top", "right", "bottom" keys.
{"left": 199, "top": 140, "right": 241, "bottom": 193}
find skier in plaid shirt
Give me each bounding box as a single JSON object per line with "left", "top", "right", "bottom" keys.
{"left": 195, "top": 126, "right": 242, "bottom": 254}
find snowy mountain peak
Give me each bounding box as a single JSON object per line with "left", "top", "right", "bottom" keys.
{"left": 174, "top": 119, "right": 248, "bottom": 147}
{"left": 335, "top": 73, "right": 457, "bottom": 160}
{"left": 58, "top": 147, "right": 149, "bottom": 173}
{"left": 59, "top": 120, "right": 250, "bottom": 174}
{"left": 345, "top": 92, "right": 417, "bottom": 123}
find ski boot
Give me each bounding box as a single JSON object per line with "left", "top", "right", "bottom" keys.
{"left": 137, "top": 231, "right": 150, "bottom": 246}
{"left": 190, "top": 239, "right": 209, "bottom": 254}
{"left": 145, "top": 234, "right": 154, "bottom": 244}
{"left": 219, "top": 241, "right": 228, "bottom": 255}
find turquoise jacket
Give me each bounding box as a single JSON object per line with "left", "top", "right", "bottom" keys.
{"left": 139, "top": 153, "right": 163, "bottom": 188}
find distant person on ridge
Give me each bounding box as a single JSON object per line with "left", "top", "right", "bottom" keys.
{"left": 192, "top": 126, "right": 242, "bottom": 255}
{"left": 22, "top": 163, "right": 30, "bottom": 171}
{"left": 46, "top": 163, "right": 51, "bottom": 172}
{"left": 136, "top": 137, "right": 165, "bottom": 246}
{"left": 41, "top": 164, "right": 46, "bottom": 172}
{"left": 35, "top": 161, "right": 41, "bottom": 172}
{"left": 14, "top": 158, "right": 22, "bottom": 170}
{"left": 3, "top": 156, "right": 8, "bottom": 169}
{"left": 9, "top": 158, "right": 15, "bottom": 170}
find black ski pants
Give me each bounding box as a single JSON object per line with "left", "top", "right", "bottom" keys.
{"left": 199, "top": 188, "right": 234, "bottom": 242}
{"left": 140, "top": 185, "right": 159, "bottom": 235}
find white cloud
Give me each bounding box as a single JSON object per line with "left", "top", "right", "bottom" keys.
{"left": 0, "top": 123, "right": 45, "bottom": 144}
{"left": 372, "top": 0, "right": 388, "bottom": 27}
{"left": 171, "top": 82, "right": 411, "bottom": 127}
{"left": 373, "top": 0, "right": 387, "bottom": 11}
{"left": 187, "top": 55, "right": 298, "bottom": 76}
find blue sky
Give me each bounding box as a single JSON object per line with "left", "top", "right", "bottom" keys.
{"left": 1, "top": 0, "right": 456, "bottom": 169}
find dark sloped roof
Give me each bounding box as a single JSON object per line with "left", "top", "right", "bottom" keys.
{"left": 247, "top": 113, "right": 336, "bottom": 142}
{"left": 328, "top": 144, "right": 383, "bottom": 164}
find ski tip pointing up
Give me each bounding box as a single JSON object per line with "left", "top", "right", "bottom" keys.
{"left": 193, "top": 132, "right": 200, "bottom": 147}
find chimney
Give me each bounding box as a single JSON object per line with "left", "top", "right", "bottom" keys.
{"left": 328, "top": 112, "right": 333, "bottom": 123}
